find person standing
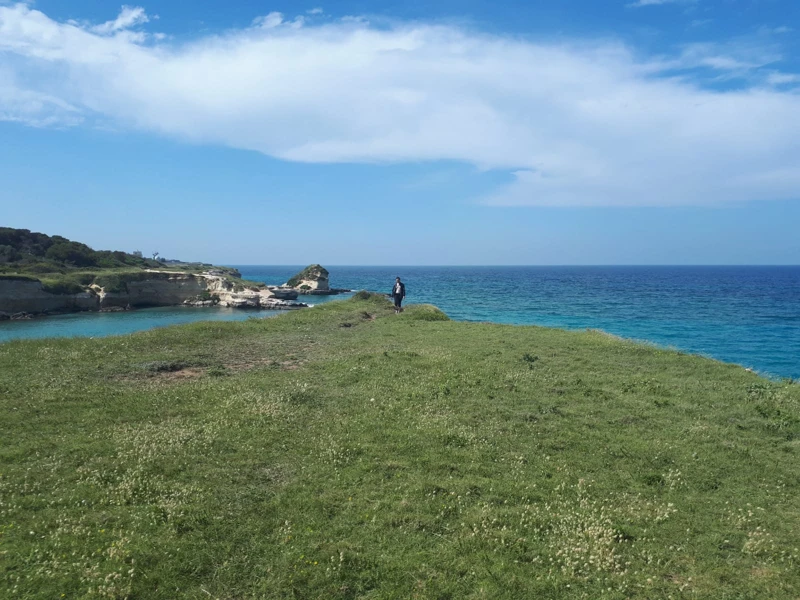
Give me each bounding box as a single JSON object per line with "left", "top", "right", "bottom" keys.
{"left": 391, "top": 277, "right": 406, "bottom": 313}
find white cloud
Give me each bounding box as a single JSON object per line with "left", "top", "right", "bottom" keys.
{"left": 253, "top": 12, "right": 284, "bottom": 29}
{"left": 307, "top": 8, "right": 324, "bottom": 15}
{"left": 759, "top": 25, "right": 793, "bottom": 35}
{"left": 0, "top": 2, "right": 799, "bottom": 206}
{"left": 92, "top": 5, "right": 149, "bottom": 35}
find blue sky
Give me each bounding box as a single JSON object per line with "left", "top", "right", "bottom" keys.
{"left": 1, "top": 0, "right": 799, "bottom": 264}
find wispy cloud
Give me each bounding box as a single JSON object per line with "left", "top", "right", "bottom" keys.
{"left": 688, "top": 18, "right": 712, "bottom": 28}
{"left": 0, "top": 2, "right": 799, "bottom": 207}
{"left": 91, "top": 5, "right": 149, "bottom": 35}
{"left": 766, "top": 72, "right": 800, "bottom": 85}
{"left": 627, "top": 0, "right": 697, "bottom": 8}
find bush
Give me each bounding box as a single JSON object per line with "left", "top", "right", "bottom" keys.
{"left": 403, "top": 305, "right": 450, "bottom": 321}
{"left": 94, "top": 272, "right": 174, "bottom": 294}
{"left": 20, "top": 261, "right": 66, "bottom": 274}
{"left": 93, "top": 274, "right": 129, "bottom": 294}
{"left": 0, "top": 244, "right": 21, "bottom": 263}
{"left": 40, "top": 278, "right": 87, "bottom": 295}
{"left": 45, "top": 242, "right": 98, "bottom": 267}
{"left": 352, "top": 290, "right": 378, "bottom": 301}
{"left": 0, "top": 274, "right": 39, "bottom": 282}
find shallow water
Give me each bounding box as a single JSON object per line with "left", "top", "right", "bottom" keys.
{"left": 1, "top": 265, "right": 798, "bottom": 380}
{"left": 0, "top": 305, "right": 287, "bottom": 342}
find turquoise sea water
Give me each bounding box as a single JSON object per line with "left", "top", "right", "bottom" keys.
{"left": 0, "top": 305, "right": 287, "bottom": 341}
{"left": 1, "top": 266, "right": 798, "bottom": 380}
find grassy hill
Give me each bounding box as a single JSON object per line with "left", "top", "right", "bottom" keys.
{"left": 1, "top": 294, "right": 798, "bottom": 598}
{"left": 0, "top": 227, "right": 248, "bottom": 297}
{"left": 0, "top": 227, "right": 165, "bottom": 274}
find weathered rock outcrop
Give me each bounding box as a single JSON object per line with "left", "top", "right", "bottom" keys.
{"left": 0, "top": 278, "right": 99, "bottom": 314}
{"left": 285, "top": 265, "right": 350, "bottom": 295}
{"left": 95, "top": 274, "right": 209, "bottom": 309}
{"left": 286, "top": 265, "right": 330, "bottom": 291}
{"left": 267, "top": 287, "right": 300, "bottom": 300}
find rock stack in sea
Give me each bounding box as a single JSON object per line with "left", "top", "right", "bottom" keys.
{"left": 283, "top": 264, "right": 350, "bottom": 295}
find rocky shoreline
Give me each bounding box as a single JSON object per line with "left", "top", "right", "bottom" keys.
{"left": 0, "top": 264, "right": 351, "bottom": 321}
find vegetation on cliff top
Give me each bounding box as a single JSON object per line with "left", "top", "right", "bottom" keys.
{"left": 1, "top": 293, "right": 798, "bottom": 598}
{"left": 0, "top": 227, "right": 250, "bottom": 294}
{"left": 0, "top": 227, "right": 163, "bottom": 274}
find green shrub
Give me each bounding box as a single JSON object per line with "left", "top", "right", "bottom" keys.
{"left": 94, "top": 271, "right": 174, "bottom": 294}
{"left": 0, "top": 244, "right": 21, "bottom": 263}
{"left": 45, "top": 242, "right": 98, "bottom": 267}
{"left": 40, "top": 279, "right": 86, "bottom": 295}
{"left": 93, "top": 274, "right": 129, "bottom": 294}
{"left": 0, "top": 274, "right": 39, "bottom": 282}
{"left": 351, "top": 290, "right": 382, "bottom": 301}
{"left": 402, "top": 304, "right": 450, "bottom": 321}
{"left": 20, "top": 262, "right": 65, "bottom": 274}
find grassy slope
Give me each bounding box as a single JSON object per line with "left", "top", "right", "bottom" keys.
{"left": 1, "top": 295, "right": 798, "bottom": 599}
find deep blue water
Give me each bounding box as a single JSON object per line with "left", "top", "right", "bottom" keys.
{"left": 1, "top": 266, "right": 798, "bottom": 380}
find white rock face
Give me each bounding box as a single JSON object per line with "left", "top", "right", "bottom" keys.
{"left": 0, "top": 271, "right": 304, "bottom": 316}
{"left": 97, "top": 274, "right": 209, "bottom": 309}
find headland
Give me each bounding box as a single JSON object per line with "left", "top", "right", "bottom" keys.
{"left": 1, "top": 292, "right": 798, "bottom": 598}
{"left": 0, "top": 228, "right": 349, "bottom": 319}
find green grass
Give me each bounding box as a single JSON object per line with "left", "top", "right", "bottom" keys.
{"left": 1, "top": 294, "right": 799, "bottom": 599}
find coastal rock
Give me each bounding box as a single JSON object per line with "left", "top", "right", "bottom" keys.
{"left": 0, "top": 311, "right": 9, "bottom": 320}
{"left": 286, "top": 264, "right": 330, "bottom": 292}
{"left": 299, "top": 287, "right": 352, "bottom": 296}
{"left": 183, "top": 299, "right": 215, "bottom": 307}
{"left": 267, "top": 286, "right": 299, "bottom": 300}
{"left": 0, "top": 278, "right": 99, "bottom": 314}
{"left": 99, "top": 274, "right": 209, "bottom": 309}
{"left": 0, "top": 270, "right": 312, "bottom": 318}
{"left": 284, "top": 265, "right": 351, "bottom": 295}
{"left": 262, "top": 298, "right": 309, "bottom": 310}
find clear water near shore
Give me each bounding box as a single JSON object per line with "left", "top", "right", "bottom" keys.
{"left": 1, "top": 265, "right": 798, "bottom": 380}
{"left": 0, "top": 305, "right": 288, "bottom": 342}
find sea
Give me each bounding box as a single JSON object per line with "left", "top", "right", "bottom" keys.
{"left": 1, "top": 266, "right": 798, "bottom": 380}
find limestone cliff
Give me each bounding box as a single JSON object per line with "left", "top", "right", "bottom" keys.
{"left": 0, "top": 271, "right": 306, "bottom": 318}
{"left": 0, "top": 278, "right": 98, "bottom": 315}
{"left": 95, "top": 273, "right": 209, "bottom": 309}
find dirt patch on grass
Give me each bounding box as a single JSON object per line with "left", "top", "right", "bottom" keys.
{"left": 157, "top": 367, "right": 206, "bottom": 381}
